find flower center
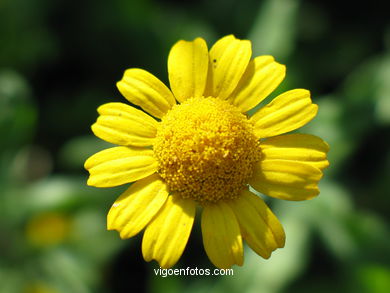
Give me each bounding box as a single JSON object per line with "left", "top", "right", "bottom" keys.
{"left": 153, "top": 97, "right": 261, "bottom": 203}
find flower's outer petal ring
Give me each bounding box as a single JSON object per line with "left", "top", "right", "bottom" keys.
{"left": 92, "top": 102, "right": 158, "bottom": 147}
{"left": 107, "top": 173, "right": 169, "bottom": 239}
{"left": 168, "top": 37, "right": 209, "bottom": 103}
{"left": 228, "top": 190, "right": 285, "bottom": 258}
{"left": 229, "top": 56, "right": 286, "bottom": 113}
{"left": 205, "top": 35, "right": 252, "bottom": 100}
{"left": 142, "top": 194, "right": 196, "bottom": 269}
{"left": 84, "top": 146, "right": 157, "bottom": 187}
{"left": 250, "top": 159, "right": 323, "bottom": 201}
{"left": 250, "top": 89, "right": 318, "bottom": 138}
{"left": 261, "top": 134, "right": 330, "bottom": 170}
{"left": 117, "top": 68, "right": 176, "bottom": 119}
{"left": 201, "top": 201, "right": 243, "bottom": 269}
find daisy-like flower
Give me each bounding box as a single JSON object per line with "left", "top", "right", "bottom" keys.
{"left": 84, "top": 35, "right": 329, "bottom": 269}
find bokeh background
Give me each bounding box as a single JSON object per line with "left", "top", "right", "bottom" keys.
{"left": 1, "top": 0, "right": 390, "bottom": 292}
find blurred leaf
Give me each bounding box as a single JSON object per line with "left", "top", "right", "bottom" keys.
{"left": 341, "top": 52, "right": 390, "bottom": 135}
{"left": 38, "top": 249, "right": 92, "bottom": 293}
{"left": 0, "top": 0, "right": 58, "bottom": 71}
{"left": 0, "top": 268, "right": 25, "bottom": 293}
{"left": 346, "top": 212, "right": 390, "bottom": 264}
{"left": 0, "top": 70, "right": 37, "bottom": 150}
{"left": 150, "top": 273, "right": 183, "bottom": 293}
{"left": 306, "top": 180, "right": 356, "bottom": 260}
{"left": 374, "top": 54, "right": 390, "bottom": 125}
{"left": 2, "top": 176, "right": 122, "bottom": 223}
{"left": 300, "top": 96, "right": 350, "bottom": 173}
{"left": 22, "top": 177, "right": 96, "bottom": 213}
{"left": 10, "top": 146, "right": 53, "bottom": 183}
{"left": 58, "top": 136, "right": 112, "bottom": 171}
{"left": 70, "top": 209, "right": 122, "bottom": 264}
{"left": 351, "top": 264, "right": 390, "bottom": 293}
{"left": 249, "top": 0, "right": 300, "bottom": 59}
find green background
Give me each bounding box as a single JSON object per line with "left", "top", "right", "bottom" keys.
{"left": 1, "top": 0, "right": 389, "bottom": 292}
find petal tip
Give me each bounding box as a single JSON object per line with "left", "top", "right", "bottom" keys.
{"left": 280, "top": 63, "right": 287, "bottom": 74}
{"left": 83, "top": 159, "right": 91, "bottom": 170}
{"left": 116, "top": 80, "right": 123, "bottom": 91}
{"left": 106, "top": 220, "right": 117, "bottom": 232}
{"left": 86, "top": 177, "right": 96, "bottom": 186}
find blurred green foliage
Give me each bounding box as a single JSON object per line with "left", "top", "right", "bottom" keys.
{"left": 1, "top": 0, "right": 389, "bottom": 292}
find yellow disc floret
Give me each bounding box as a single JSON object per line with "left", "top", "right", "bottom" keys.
{"left": 154, "top": 97, "right": 261, "bottom": 203}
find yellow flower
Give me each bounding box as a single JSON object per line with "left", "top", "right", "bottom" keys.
{"left": 84, "top": 35, "right": 329, "bottom": 269}
{"left": 25, "top": 212, "right": 70, "bottom": 247}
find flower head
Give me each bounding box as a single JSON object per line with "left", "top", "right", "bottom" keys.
{"left": 85, "top": 35, "right": 329, "bottom": 269}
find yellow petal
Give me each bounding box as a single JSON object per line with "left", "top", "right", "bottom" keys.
{"left": 107, "top": 173, "right": 169, "bottom": 239}
{"left": 84, "top": 146, "right": 157, "bottom": 187}
{"left": 205, "top": 35, "right": 252, "bottom": 100}
{"left": 249, "top": 159, "right": 323, "bottom": 201}
{"left": 168, "top": 37, "right": 209, "bottom": 102}
{"left": 201, "top": 201, "right": 243, "bottom": 269}
{"left": 117, "top": 68, "right": 176, "bottom": 119}
{"left": 142, "top": 194, "right": 196, "bottom": 268}
{"left": 228, "top": 190, "right": 285, "bottom": 258}
{"left": 261, "top": 134, "right": 330, "bottom": 170}
{"left": 91, "top": 102, "right": 158, "bottom": 147}
{"left": 229, "top": 56, "right": 286, "bottom": 112}
{"left": 250, "top": 89, "right": 318, "bottom": 138}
